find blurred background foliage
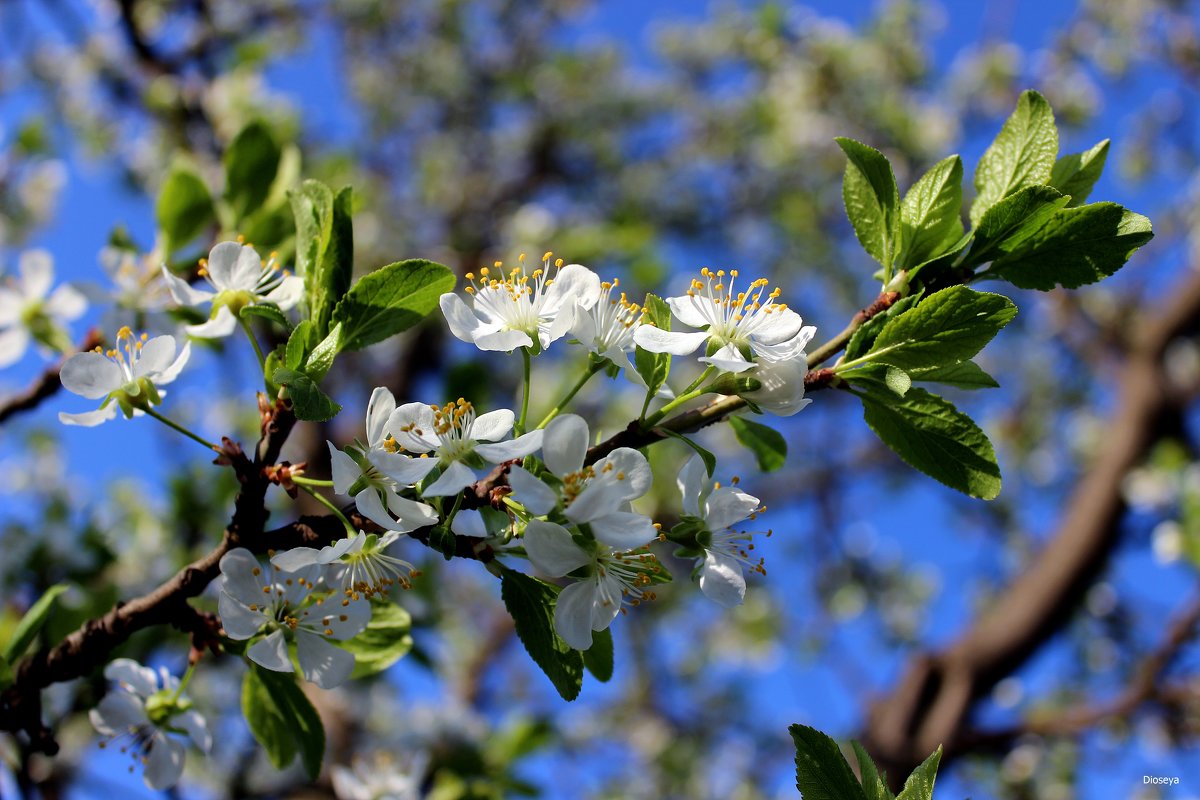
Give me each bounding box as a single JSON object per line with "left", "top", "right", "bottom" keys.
{"left": 2, "top": 1, "right": 1200, "bottom": 798}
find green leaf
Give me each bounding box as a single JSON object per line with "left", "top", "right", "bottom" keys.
{"left": 224, "top": 121, "right": 282, "bottom": 223}
{"left": 728, "top": 417, "right": 787, "bottom": 473}
{"left": 272, "top": 367, "right": 341, "bottom": 422}
{"left": 156, "top": 163, "right": 214, "bottom": 256}
{"left": 285, "top": 320, "right": 316, "bottom": 371}
{"left": 304, "top": 323, "right": 342, "bottom": 382}
{"left": 970, "top": 89, "right": 1058, "bottom": 226}
{"left": 986, "top": 203, "right": 1154, "bottom": 291}
{"left": 853, "top": 382, "right": 1001, "bottom": 500}
{"left": 864, "top": 286, "right": 1017, "bottom": 372}
{"left": 3, "top": 584, "right": 68, "bottom": 662}
{"left": 291, "top": 183, "right": 354, "bottom": 338}
{"left": 500, "top": 570, "right": 584, "bottom": 702}
{"left": 788, "top": 724, "right": 868, "bottom": 800}
{"left": 897, "top": 155, "right": 963, "bottom": 270}
{"left": 910, "top": 360, "right": 999, "bottom": 390}
{"left": 582, "top": 627, "right": 614, "bottom": 682}
{"left": 843, "top": 295, "right": 923, "bottom": 361}
{"left": 241, "top": 664, "right": 325, "bottom": 779}
{"left": 852, "top": 742, "right": 895, "bottom": 800}
{"left": 836, "top": 137, "right": 902, "bottom": 272}
{"left": 239, "top": 303, "right": 290, "bottom": 330}
{"left": 963, "top": 185, "right": 1069, "bottom": 268}
{"left": 1049, "top": 139, "right": 1109, "bottom": 208}
{"left": 885, "top": 366, "right": 911, "bottom": 397}
{"left": 660, "top": 429, "right": 716, "bottom": 477}
{"left": 896, "top": 746, "right": 942, "bottom": 800}
{"left": 332, "top": 259, "right": 455, "bottom": 351}
{"left": 635, "top": 293, "right": 672, "bottom": 397}
{"left": 0, "top": 654, "right": 12, "bottom": 690}
{"left": 339, "top": 601, "right": 413, "bottom": 678}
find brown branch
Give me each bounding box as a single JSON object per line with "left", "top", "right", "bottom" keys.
{"left": 861, "top": 270, "right": 1200, "bottom": 787}
{"left": 0, "top": 330, "right": 103, "bottom": 425}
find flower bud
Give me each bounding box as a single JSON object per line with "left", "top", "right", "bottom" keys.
{"left": 741, "top": 357, "right": 812, "bottom": 416}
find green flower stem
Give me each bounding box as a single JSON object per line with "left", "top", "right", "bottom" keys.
{"left": 142, "top": 407, "right": 218, "bottom": 451}
{"left": 173, "top": 660, "right": 197, "bottom": 701}
{"left": 515, "top": 346, "right": 532, "bottom": 435}
{"left": 536, "top": 361, "right": 604, "bottom": 429}
{"left": 297, "top": 483, "right": 356, "bottom": 536}
{"left": 291, "top": 475, "right": 335, "bottom": 488}
{"left": 239, "top": 316, "right": 267, "bottom": 370}
{"left": 642, "top": 365, "right": 716, "bottom": 427}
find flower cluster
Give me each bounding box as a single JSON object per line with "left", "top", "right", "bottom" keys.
{"left": 0, "top": 250, "right": 87, "bottom": 367}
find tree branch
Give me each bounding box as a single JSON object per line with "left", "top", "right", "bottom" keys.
{"left": 0, "top": 330, "right": 103, "bottom": 425}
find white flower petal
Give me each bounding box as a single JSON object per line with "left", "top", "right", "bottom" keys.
{"left": 18, "top": 250, "right": 54, "bottom": 299}
{"left": 542, "top": 264, "right": 601, "bottom": 313}
{"left": 368, "top": 450, "right": 439, "bottom": 486}
{"left": 219, "top": 547, "right": 265, "bottom": 600}
{"left": 744, "top": 357, "right": 811, "bottom": 416}
{"left": 507, "top": 465, "right": 558, "bottom": 516}
{"left": 262, "top": 275, "right": 304, "bottom": 309}
{"left": 218, "top": 591, "right": 266, "bottom": 640}
{"left": 632, "top": 326, "right": 710, "bottom": 356}
{"left": 203, "top": 242, "right": 243, "bottom": 289}
{"left": 365, "top": 387, "right": 397, "bottom": 448}
{"left": 440, "top": 292, "right": 484, "bottom": 344}
{"left": 523, "top": 520, "right": 591, "bottom": 577}
{"left": 45, "top": 284, "right": 87, "bottom": 321}
{"left": 161, "top": 267, "right": 214, "bottom": 306}
{"left": 705, "top": 486, "right": 760, "bottom": 531}
{"left": 174, "top": 709, "right": 212, "bottom": 754}
{"left": 384, "top": 493, "right": 440, "bottom": 530}
{"left": 588, "top": 511, "right": 658, "bottom": 550}
{"left": 104, "top": 658, "right": 159, "bottom": 697}
{"left": 355, "top": 488, "right": 408, "bottom": 532}
{"left": 58, "top": 405, "right": 119, "bottom": 427}
{"left": 451, "top": 509, "right": 487, "bottom": 537}
{"left": 247, "top": 629, "right": 293, "bottom": 673}
{"left": 475, "top": 429, "right": 543, "bottom": 462}
{"left": 473, "top": 328, "right": 534, "bottom": 352}
{"left": 231, "top": 244, "right": 265, "bottom": 291}
{"left": 60, "top": 352, "right": 124, "bottom": 399}
{"left": 142, "top": 732, "right": 185, "bottom": 790}
{"left": 295, "top": 630, "right": 356, "bottom": 689}
{"left": 553, "top": 580, "right": 599, "bottom": 651}
{"left": 590, "top": 572, "right": 624, "bottom": 632}
{"left": 299, "top": 596, "right": 370, "bottom": 640}
{"left": 0, "top": 327, "right": 31, "bottom": 367}
{"left": 698, "top": 343, "right": 755, "bottom": 373}
{"left": 385, "top": 403, "right": 438, "bottom": 452}
{"left": 90, "top": 691, "right": 149, "bottom": 735}
{"left": 542, "top": 413, "right": 588, "bottom": 476}
{"left": 596, "top": 447, "right": 652, "bottom": 498}
{"left": 677, "top": 454, "right": 708, "bottom": 518}
{"left": 698, "top": 551, "right": 746, "bottom": 608}
{"left": 469, "top": 409, "right": 515, "bottom": 442}
{"left": 269, "top": 547, "right": 324, "bottom": 572}
{"left": 156, "top": 341, "right": 192, "bottom": 385}
{"left": 185, "top": 306, "right": 238, "bottom": 338}
{"left": 667, "top": 294, "right": 719, "bottom": 329}
{"left": 748, "top": 306, "right": 804, "bottom": 345}
{"left": 329, "top": 443, "right": 361, "bottom": 495}
{"left": 565, "top": 479, "right": 631, "bottom": 526}
{"left": 421, "top": 461, "right": 477, "bottom": 497}
{"left": 133, "top": 335, "right": 177, "bottom": 379}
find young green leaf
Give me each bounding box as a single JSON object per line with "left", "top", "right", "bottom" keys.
{"left": 897, "top": 155, "right": 963, "bottom": 270}
{"left": 852, "top": 742, "right": 896, "bottom": 800}
{"left": 239, "top": 303, "right": 291, "bottom": 331}
{"left": 289, "top": 181, "right": 354, "bottom": 339}
{"left": 863, "top": 286, "right": 1017, "bottom": 372}
{"left": 635, "top": 293, "right": 673, "bottom": 398}
{"left": 241, "top": 664, "right": 325, "bottom": 779}
{"left": 500, "top": 570, "right": 584, "bottom": 701}
{"left": 331, "top": 259, "right": 456, "bottom": 351}
{"left": 963, "top": 185, "right": 1069, "bottom": 268}
{"left": 836, "top": 138, "right": 902, "bottom": 273}
{"left": 851, "top": 379, "right": 1002, "bottom": 499}
{"left": 1049, "top": 139, "right": 1109, "bottom": 208}
{"left": 788, "top": 724, "right": 868, "bottom": 800}
{"left": 660, "top": 429, "right": 717, "bottom": 477}
{"left": 582, "top": 627, "right": 614, "bottom": 683}
{"left": 272, "top": 367, "right": 342, "bottom": 422}
{"left": 728, "top": 416, "right": 787, "bottom": 472}
{"left": 0, "top": 654, "right": 11, "bottom": 690}
{"left": 304, "top": 323, "right": 343, "bottom": 382}
{"left": 156, "top": 163, "right": 214, "bottom": 256}
{"left": 339, "top": 601, "right": 413, "bottom": 678}
{"left": 3, "top": 583, "right": 69, "bottom": 662}
{"left": 224, "top": 121, "right": 282, "bottom": 223}
{"left": 986, "top": 203, "right": 1154, "bottom": 291}
{"left": 285, "top": 320, "right": 316, "bottom": 371}
{"left": 896, "top": 746, "right": 942, "bottom": 800}
{"left": 843, "top": 295, "right": 923, "bottom": 361}
{"left": 970, "top": 89, "right": 1058, "bottom": 226}
{"left": 910, "top": 360, "right": 999, "bottom": 390}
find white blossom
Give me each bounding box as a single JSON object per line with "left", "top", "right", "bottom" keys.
{"left": 569, "top": 277, "right": 645, "bottom": 379}
{"left": 633, "top": 268, "right": 814, "bottom": 373}
{"left": 58, "top": 326, "right": 190, "bottom": 426}
{"left": 676, "top": 455, "right": 768, "bottom": 608}
{"left": 522, "top": 519, "right": 662, "bottom": 650}
{"left": 218, "top": 548, "right": 370, "bottom": 689}
{"left": 506, "top": 414, "right": 657, "bottom": 550}
{"left": 328, "top": 387, "right": 441, "bottom": 532}
{"left": 439, "top": 253, "right": 600, "bottom": 352}
{"left": 89, "top": 658, "right": 210, "bottom": 791}
{"left": 0, "top": 249, "right": 87, "bottom": 367}
{"left": 382, "top": 398, "right": 543, "bottom": 496}
{"left": 332, "top": 752, "right": 426, "bottom": 800}
{"left": 161, "top": 241, "right": 303, "bottom": 338}
{"left": 272, "top": 530, "right": 420, "bottom": 599}
{"left": 741, "top": 355, "right": 813, "bottom": 416}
